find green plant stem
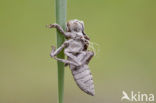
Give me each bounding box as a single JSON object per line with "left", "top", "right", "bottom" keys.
{"left": 55, "top": 0, "right": 66, "bottom": 103}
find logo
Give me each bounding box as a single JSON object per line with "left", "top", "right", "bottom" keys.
{"left": 121, "top": 91, "right": 154, "bottom": 102}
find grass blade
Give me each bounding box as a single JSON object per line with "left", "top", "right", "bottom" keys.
{"left": 55, "top": 0, "right": 66, "bottom": 103}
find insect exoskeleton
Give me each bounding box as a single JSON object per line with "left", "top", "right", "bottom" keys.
{"left": 70, "top": 64, "right": 95, "bottom": 96}
{"left": 49, "top": 19, "right": 95, "bottom": 96}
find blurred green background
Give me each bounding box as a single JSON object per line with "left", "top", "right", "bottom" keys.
{"left": 0, "top": 0, "right": 156, "bottom": 103}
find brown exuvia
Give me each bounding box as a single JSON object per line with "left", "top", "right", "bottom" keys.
{"left": 49, "top": 19, "right": 95, "bottom": 96}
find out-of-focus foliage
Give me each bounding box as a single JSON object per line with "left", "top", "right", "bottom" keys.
{"left": 0, "top": 0, "right": 156, "bottom": 103}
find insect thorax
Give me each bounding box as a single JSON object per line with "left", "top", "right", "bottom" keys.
{"left": 65, "top": 39, "right": 85, "bottom": 53}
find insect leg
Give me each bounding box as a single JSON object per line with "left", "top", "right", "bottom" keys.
{"left": 53, "top": 57, "right": 79, "bottom": 66}
{"left": 51, "top": 47, "right": 79, "bottom": 66}
{"left": 50, "top": 46, "right": 63, "bottom": 57}
{"left": 48, "top": 23, "right": 71, "bottom": 38}
{"left": 64, "top": 50, "right": 82, "bottom": 66}
{"left": 49, "top": 23, "right": 65, "bottom": 35}
{"left": 77, "top": 51, "right": 87, "bottom": 61}
{"left": 50, "top": 40, "right": 69, "bottom": 57}
{"left": 50, "top": 41, "right": 79, "bottom": 66}
{"left": 75, "top": 51, "right": 93, "bottom": 65}
{"left": 81, "top": 51, "right": 94, "bottom": 64}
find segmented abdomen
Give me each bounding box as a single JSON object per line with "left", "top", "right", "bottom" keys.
{"left": 71, "top": 65, "right": 95, "bottom": 96}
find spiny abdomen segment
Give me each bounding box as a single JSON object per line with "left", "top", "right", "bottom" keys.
{"left": 71, "top": 65, "right": 95, "bottom": 96}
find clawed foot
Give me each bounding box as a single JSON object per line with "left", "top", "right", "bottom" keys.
{"left": 50, "top": 45, "right": 56, "bottom": 58}
{"left": 47, "top": 24, "right": 57, "bottom": 28}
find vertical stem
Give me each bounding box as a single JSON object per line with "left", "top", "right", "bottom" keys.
{"left": 55, "top": 0, "right": 66, "bottom": 103}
